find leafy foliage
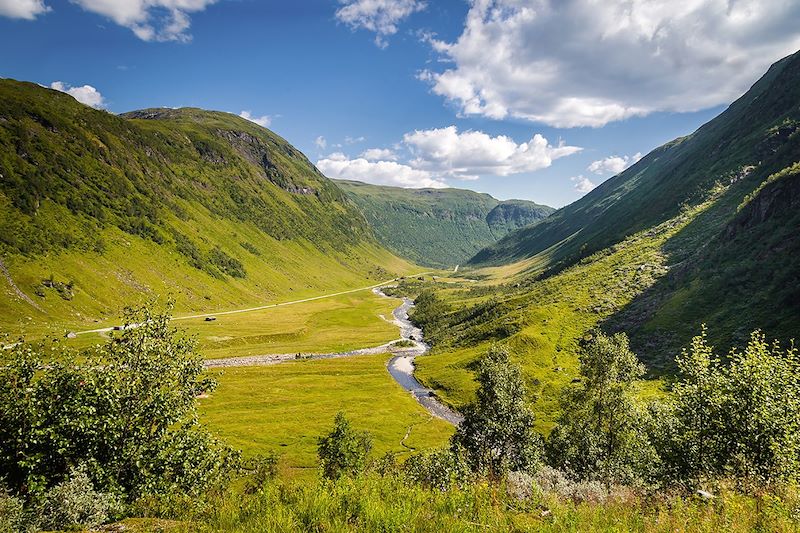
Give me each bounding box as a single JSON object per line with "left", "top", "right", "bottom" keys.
{"left": 0, "top": 304, "right": 238, "bottom": 502}
{"left": 317, "top": 412, "right": 373, "bottom": 480}
{"left": 546, "top": 332, "right": 657, "bottom": 486}
{"left": 452, "top": 346, "right": 543, "bottom": 478}
{"left": 665, "top": 328, "right": 800, "bottom": 487}
{"left": 39, "top": 465, "right": 122, "bottom": 531}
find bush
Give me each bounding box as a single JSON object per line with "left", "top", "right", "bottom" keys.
{"left": 0, "top": 488, "right": 26, "bottom": 533}
{"left": 546, "top": 331, "right": 657, "bottom": 486}
{"left": 401, "top": 448, "right": 471, "bottom": 491}
{"left": 531, "top": 466, "right": 625, "bottom": 504}
{"left": 452, "top": 345, "right": 543, "bottom": 479}
{"left": 317, "top": 412, "right": 372, "bottom": 480}
{"left": 0, "top": 304, "right": 238, "bottom": 501}
{"left": 242, "top": 454, "right": 279, "bottom": 494}
{"left": 667, "top": 327, "right": 800, "bottom": 488}
{"left": 39, "top": 465, "right": 122, "bottom": 531}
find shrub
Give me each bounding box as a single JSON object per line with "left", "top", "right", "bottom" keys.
{"left": 0, "top": 488, "right": 26, "bottom": 533}
{"left": 317, "top": 412, "right": 372, "bottom": 480}
{"left": 668, "top": 327, "right": 800, "bottom": 488}
{"left": 401, "top": 448, "right": 471, "bottom": 491}
{"left": 452, "top": 345, "right": 543, "bottom": 479}
{"left": 0, "top": 304, "right": 238, "bottom": 501}
{"left": 39, "top": 465, "right": 122, "bottom": 531}
{"left": 242, "top": 454, "right": 279, "bottom": 494}
{"left": 546, "top": 331, "right": 657, "bottom": 486}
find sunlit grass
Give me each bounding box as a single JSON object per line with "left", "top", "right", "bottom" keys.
{"left": 199, "top": 353, "right": 454, "bottom": 478}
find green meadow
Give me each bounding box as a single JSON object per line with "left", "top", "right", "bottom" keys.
{"left": 59, "top": 289, "right": 405, "bottom": 359}
{"left": 199, "top": 354, "right": 454, "bottom": 477}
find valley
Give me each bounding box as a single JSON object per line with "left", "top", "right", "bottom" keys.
{"left": 1, "top": 46, "right": 799, "bottom": 533}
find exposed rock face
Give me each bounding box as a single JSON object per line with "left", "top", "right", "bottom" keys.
{"left": 727, "top": 167, "right": 800, "bottom": 239}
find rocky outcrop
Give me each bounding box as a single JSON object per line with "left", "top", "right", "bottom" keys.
{"left": 726, "top": 165, "right": 800, "bottom": 239}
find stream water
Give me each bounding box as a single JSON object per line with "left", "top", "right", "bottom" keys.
{"left": 377, "top": 289, "right": 463, "bottom": 426}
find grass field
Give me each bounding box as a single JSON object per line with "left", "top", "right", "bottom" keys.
{"left": 199, "top": 353, "right": 454, "bottom": 477}
{"left": 55, "top": 289, "right": 405, "bottom": 359}
{"left": 185, "top": 291, "right": 401, "bottom": 359}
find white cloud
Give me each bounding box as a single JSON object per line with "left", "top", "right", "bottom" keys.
{"left": 50, "top": 81, "right": 106, "bottom": 109}
{"left": 423, "top": 0, "right": 800, "bottom": 127}
{"left": 315, "top": 136, "right": 327, "bottom": 150}
{"left": 571, "top": 175, "right": 596, "bottom": 194}
{"left": 361, "top": 148, "right": 398, "bottom": 161}
{"left": 587, "top": 152, "right": 642, "bottom": 175}
{"left": 70, "top": 0, "right": 217, "bottom": 42}
{"left": 336, "top": 0, "right": 426, "bottom": 48}
{"left": 318, "top": 125, "right": 580, "bottom": 188}
{"left": 238, "top": 110, "right": 271, "bottom": 128}
{"left": 403, "top": 126, "right": 580, "bottom": 180}
{"left": 317, "top": 152, "right": 447, "bottom": 189}
{"left": 0, "top": 0, "right": 49, "bottom": 19}
{"left": 344, "top": 135, "right": 366, "bottom": 144}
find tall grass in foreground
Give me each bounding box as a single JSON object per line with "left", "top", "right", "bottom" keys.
{"left": 133, "top": 474, "right": 799, "bottom": 532}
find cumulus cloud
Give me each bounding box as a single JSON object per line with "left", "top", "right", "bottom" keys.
{"left": 0, "top": 0, "right": 49, "bottom": 19}
{"left": 70, "top": 0, "right": 217, "bottom": 42}
{"left": 50, "top": 81, "right": 106, "bottom": 109}
{"left": 315, "top": 136, "right": 327, "bottom": 150}
{"left": 571, "top": 175, "right": 596, "bottom": 194}
{"left": 238, "top": 110, "right": 271, "bottom": 128}
{"left": 403, "top": 126, "right": 580, "bottom": 180}
{"left": 336, "top": 0, "right": 426, "bottom": 47}
{"left": 317, "top": 152, "right": 447, "bottom": 189}
{"left": 361, "top": 148, "right": 398, "bottom": 161}
{"left": 422, "top": 0, "right": 800, "bottom": 127}
{"left": 587, "top": 152, "right": 642, "bottom": 175}
{"left": 317, "top": 125, "right": 580, "bottom": 188}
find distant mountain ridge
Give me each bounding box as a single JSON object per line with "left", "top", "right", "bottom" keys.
{"left": 0, "top": 80, "right": 413, "bottom": 333}
{"left": 335, "top": 179, "right": 554, "bottom": 268}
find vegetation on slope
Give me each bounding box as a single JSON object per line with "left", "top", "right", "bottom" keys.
{"left": 407, "top": 50, "right": 800, "bottom": 416}
{"left": 336, "top": 179, "right": 553, "bottom": 268}
{"left": 0, "top": 80, "right": 416, "bottom": 335}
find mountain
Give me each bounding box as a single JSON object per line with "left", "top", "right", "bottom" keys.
{"left": 471, "top": 50, "right": 800, "bottom": 273}
{"left": 335, "top": 179, "right": 554, "bottom": 268}
{"left": 0, "top": 80, "right": 414, "bottom": 334}
{"left": 409, "top": 51, "right": 800, "bottom": 427}
{"left": 465, "top": 49, "right": 800, "bottom": 359}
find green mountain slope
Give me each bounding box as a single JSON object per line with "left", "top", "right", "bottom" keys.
{"left": 0, "top": 80, "right": 415, "bottom": 335}
{"left": 465, "top": 49, "right": 800, "bottom": 359}
{"left": 471, "top": 50, "right": 800, "bottom": 273}
{"left": 335, "top": 180, "right": 554, "bottom": 268}
{"left": 408, "top": 51, "right": 800, "bottom": 427}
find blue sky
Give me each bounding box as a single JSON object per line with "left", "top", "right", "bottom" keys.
{"left": 2, "top": 0, "right": 799, "bottom": 208}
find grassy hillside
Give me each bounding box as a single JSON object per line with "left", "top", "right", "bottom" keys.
{"left": 471, "top": 50, "right": 800, "bottom": 272}
{"left": 335, "top": 179, "right": 553, "bottom": 268}
{"left": 0, "top": 80, "right": 417, "bottom": 336}
{"left": 406, "top": 50, "right": 800, "bottom": 429}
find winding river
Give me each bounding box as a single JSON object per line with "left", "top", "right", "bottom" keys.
{"left": 380, "top": 290, "right": 464, "bottom": 426}
{"left": 204, "top": 288, "right": 462, "bottom": 426}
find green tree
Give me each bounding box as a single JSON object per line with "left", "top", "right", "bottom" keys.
{"left": 0, "top": 304, "right": 237, "bottom": 501}
{"left": 451, "top": 346, "right": 542, "bottom": 479}
{"left": 666, "top": 327, "right": 727, "bottom": 484}
{"left": 721, "top": 331, "right": 800, "bottom": 485}
{"left": 547, "top": 331, "right": 656, "bottom": 485}
{"left": 317, "top": 412, "right": 372, "bottom": 480}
